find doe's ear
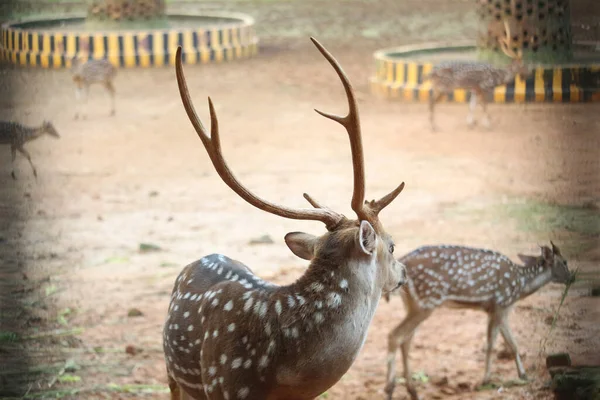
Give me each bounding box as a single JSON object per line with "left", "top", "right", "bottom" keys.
{"left": 517, "top": 254, "right": 539, "bottom": 267}
{"left": 358, "top": 220, "right": 377, "bottom": 255}
{"left": 284, "top": 232, "right": 318, "bottom": 261}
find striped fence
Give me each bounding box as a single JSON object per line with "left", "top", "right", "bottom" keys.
{"left": 0, "top": 12, "right": 258, "bottom": 68}
{"left": 370, "top": 42, "right": 600, "bottom": 103}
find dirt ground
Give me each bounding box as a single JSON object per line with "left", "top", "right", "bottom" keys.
{"left": 1, "top": 1, "right": 600, "bottom": 399}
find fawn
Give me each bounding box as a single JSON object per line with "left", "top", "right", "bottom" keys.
{"left": 383, "top": 242, "right": 573, "bottom": 400}
{"left": 0, "top": 120, "right": 60, "bottom": 179}
{"left": 163, "top": 39, "right": 408, "bottom": 400}
{"left": 425, "top": 21, "right": 531, "bottom": 131}
{"left": 70, "top": 57, "right": 117, "bottom": 119}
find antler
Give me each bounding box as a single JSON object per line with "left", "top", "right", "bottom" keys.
{"left": 175, "top": 46, "right": 345, "bottom": 230}
{"left": 309, "top": 37, "right": 405, "bottom": 222}
{"left": 499, "top": 20, "right": 522, "bottom": 60}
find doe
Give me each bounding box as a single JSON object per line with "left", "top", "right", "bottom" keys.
{"left": 384, "top": 242, "right": 572, "bottom": 400}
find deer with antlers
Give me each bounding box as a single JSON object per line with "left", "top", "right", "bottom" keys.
{"left": 383, "top": 242, "right": 573, "bottom": 400}
{"left": 425, "top": 20, "right": 531, "bottom": 131}
{"left": 163, "top": 38, "right": 408, "bottom": 400}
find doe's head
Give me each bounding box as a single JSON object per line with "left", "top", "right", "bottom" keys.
{"left": 518, "top": 241, "right": 572, "bottom": 284}
{"left": 42, "top": 121, "right": 60, "bottom": 139}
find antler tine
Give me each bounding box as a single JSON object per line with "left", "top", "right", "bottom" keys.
{"left": 175, "top": 46, "right": 344, "bottom": 229}
{"left": 368, "top": 182, "right": 406, "bottom": 216}
{"left": 500, "top": 20, "right": 519, "bottom": 60}
{"left": 310, "top": 37, "right": 367, "bottom": 220}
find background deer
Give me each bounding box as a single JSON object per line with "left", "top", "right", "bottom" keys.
{"left": 425, "top": 20, "right": 531, "bottom": 131}
{"left": 163, "top": 39, "right": 408, "bottom": 400}
{"left": 383, "top": 242, "right": 573, "bottom": 400}
{"left": 0, "top": 120, "right": 60, "bottom": 179}
{"left": 71, "top": 57, "right": 117, "bottom": 120}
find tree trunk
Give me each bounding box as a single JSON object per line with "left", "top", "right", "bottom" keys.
{"left": 476, "top": 0, "right": 573, "bottom": 64}
{"left": 87, "top": 0, "right": 166, "bottom": 22}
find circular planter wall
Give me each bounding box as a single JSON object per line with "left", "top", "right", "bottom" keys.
{"left": 370, "top": 41, "right": 600, "bottom": 103}
{"left": 0, "top": 12, "right": 258, "bottom": 68}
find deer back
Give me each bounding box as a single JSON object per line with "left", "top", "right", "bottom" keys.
{"left": 398, "top": 245, "right": 530, "bottom": 310}
{"left": 428, "top": 62, "right": 510, "bottom": 92}
{"left": 72, "top": 59, "right": 116, "bottom": 84}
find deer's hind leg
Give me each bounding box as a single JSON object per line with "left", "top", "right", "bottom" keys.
{"left": 10, "top": 146, "right": 17, "bottom": 180}
{"left": 385, "top": 305, "right": 433, "bottom": 400}
{"left": 16, "top": 146, "right": 37, "bottom": 179}
{"left": 103, "top": 80, "right": 116, "bottom": 116}
{"left": 168, "top": 374, "right": 205, "bottom": 400}
{"left": 429, "top": 91, "right": 444, "bottom": 132}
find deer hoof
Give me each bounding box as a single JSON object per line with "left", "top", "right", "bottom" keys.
{"left": 383, "top": 382, "right": 395, "bottom": 400}
{"left": 11, "top": 171, "right": 16, "bottom": 180}
{"left": 518, "top": 373, "right": 528, "bottom": 381}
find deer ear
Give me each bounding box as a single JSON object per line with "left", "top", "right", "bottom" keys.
{"left": 284, "top": 232, "right": 317, "bottom": 261}
{"left": 551, "top": 241, "right": 562, "bottom": 256}
{"left": 517, "top": 254, "right": 539, "bottom": 267}
{"left": 358, "top": 220, "right": 377, "bottom": 255}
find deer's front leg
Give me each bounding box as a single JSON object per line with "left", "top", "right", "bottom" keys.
{"left": 482, "top": 312, "right": 500, "bottom": 385}
{"left": 466, "top": 92, "right": 477, "bottom": 128}
{"left": 498, "top": 316, "right": 527, "bottom": 380}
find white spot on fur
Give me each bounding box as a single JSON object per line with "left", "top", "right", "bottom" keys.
{"left": 224, "top": 300, "right": 233, "bottom": 311}
{"left": 232, "top": 357, "right": 242, "bottom": 369}
{"left": 275, "top": 300, "right": 282, "bottom": 315}
{"left": 237, "top": 387, "right": 249, "bottom": 399}
{"left": 339, "top": 279, "right": 348, "bottom": 290}
{"left": 228, "top": 323, "right": 235, "bottom": 332}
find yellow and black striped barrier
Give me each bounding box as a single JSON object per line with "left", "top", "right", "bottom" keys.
{"left": 0, "top": 12, "right": 258, "bottom": 68}
{"left": 370, "top": 42, "right": 600, "bottom": 103}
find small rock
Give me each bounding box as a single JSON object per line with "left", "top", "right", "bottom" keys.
{"left": 544, "top": 315, "right": 555, "bottom": 326}
{"left": 432, "top": 376, "right": 449, "bottom": 387}
{"left": 441, "top": 387, "right": 455, "bottom": 395}
{"left": 127, "top": 308, "right": 144, "bottom": 317}
{"left": 97, "top": 215, "right": 103, "bottom": 221}
{"left": 248, "top": 234, "right": 275, "bottom": 245}
{"left": 457, "top": 382, "right": 470, "bottom": 391}
{"left": 590, "top": 287, "right": 600, "bottom": 297}
{"left": 125, "top": 344, "right": 142, "bottom": 356}
{"left": 139, "top": 243, "right": 162, "bottom": 253}
{"left": 149, "top": 191, "right": 159, "bottom": 197}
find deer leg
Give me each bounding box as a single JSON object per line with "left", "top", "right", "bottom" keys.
{"left": 482, "top": 312, "right": 501, "bottom": 385}
{"left": 429, "top": 92, "right": 444, "bottom": 132}
{"left": 466, "top": 92, "right": 477, "bottom": 128}
{"left": 168, "top": 374, "right": 181, "bottom": 400}
{"left": 476, "top": 91, "right": 491, "bottom": 129}
{"left": 498, "top": 316, "right": 527, "bottom": 380}
{"left": 17, "top": 147, "right": 37, "bottom": 179}
{"left": 385, "top": 309, "right": 433, "bottom": 400}
{"left": 10, "top": 146, "right": 17, "bottom": 180}
{"left": 104, "top": 81, "right": 116, "bottom": 116}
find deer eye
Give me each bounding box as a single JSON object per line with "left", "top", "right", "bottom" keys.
{"left": 389, "top": 244, "right": 395, "bottom": 254}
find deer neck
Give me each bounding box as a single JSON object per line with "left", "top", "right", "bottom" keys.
{"left": 24, "top": 126, "right": 45, "bottom": 142}
{"left": 272, "top": 257, "right": 380, "bottom": 393}
{"left": 517, "top": 262, "right": 552, "bottom": 300}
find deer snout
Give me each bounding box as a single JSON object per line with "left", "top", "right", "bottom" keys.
{"left": 397, "top": 261, "right": 408, "bottom": 286}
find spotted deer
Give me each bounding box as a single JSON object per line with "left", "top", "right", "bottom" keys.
{"left": 70, "top": 57, "right": 117, "bottom": 119}
{"left": 0, "top": 120, "right": 60, "bottom": 179}
{"left": 425, "top": 20, "right": 531, "bottom": 131}
{"left": 383, "top": 242, "right": 573, "bottom": 400}
{"left": 163, "top": 38, "right": 408, "bottom": 400}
